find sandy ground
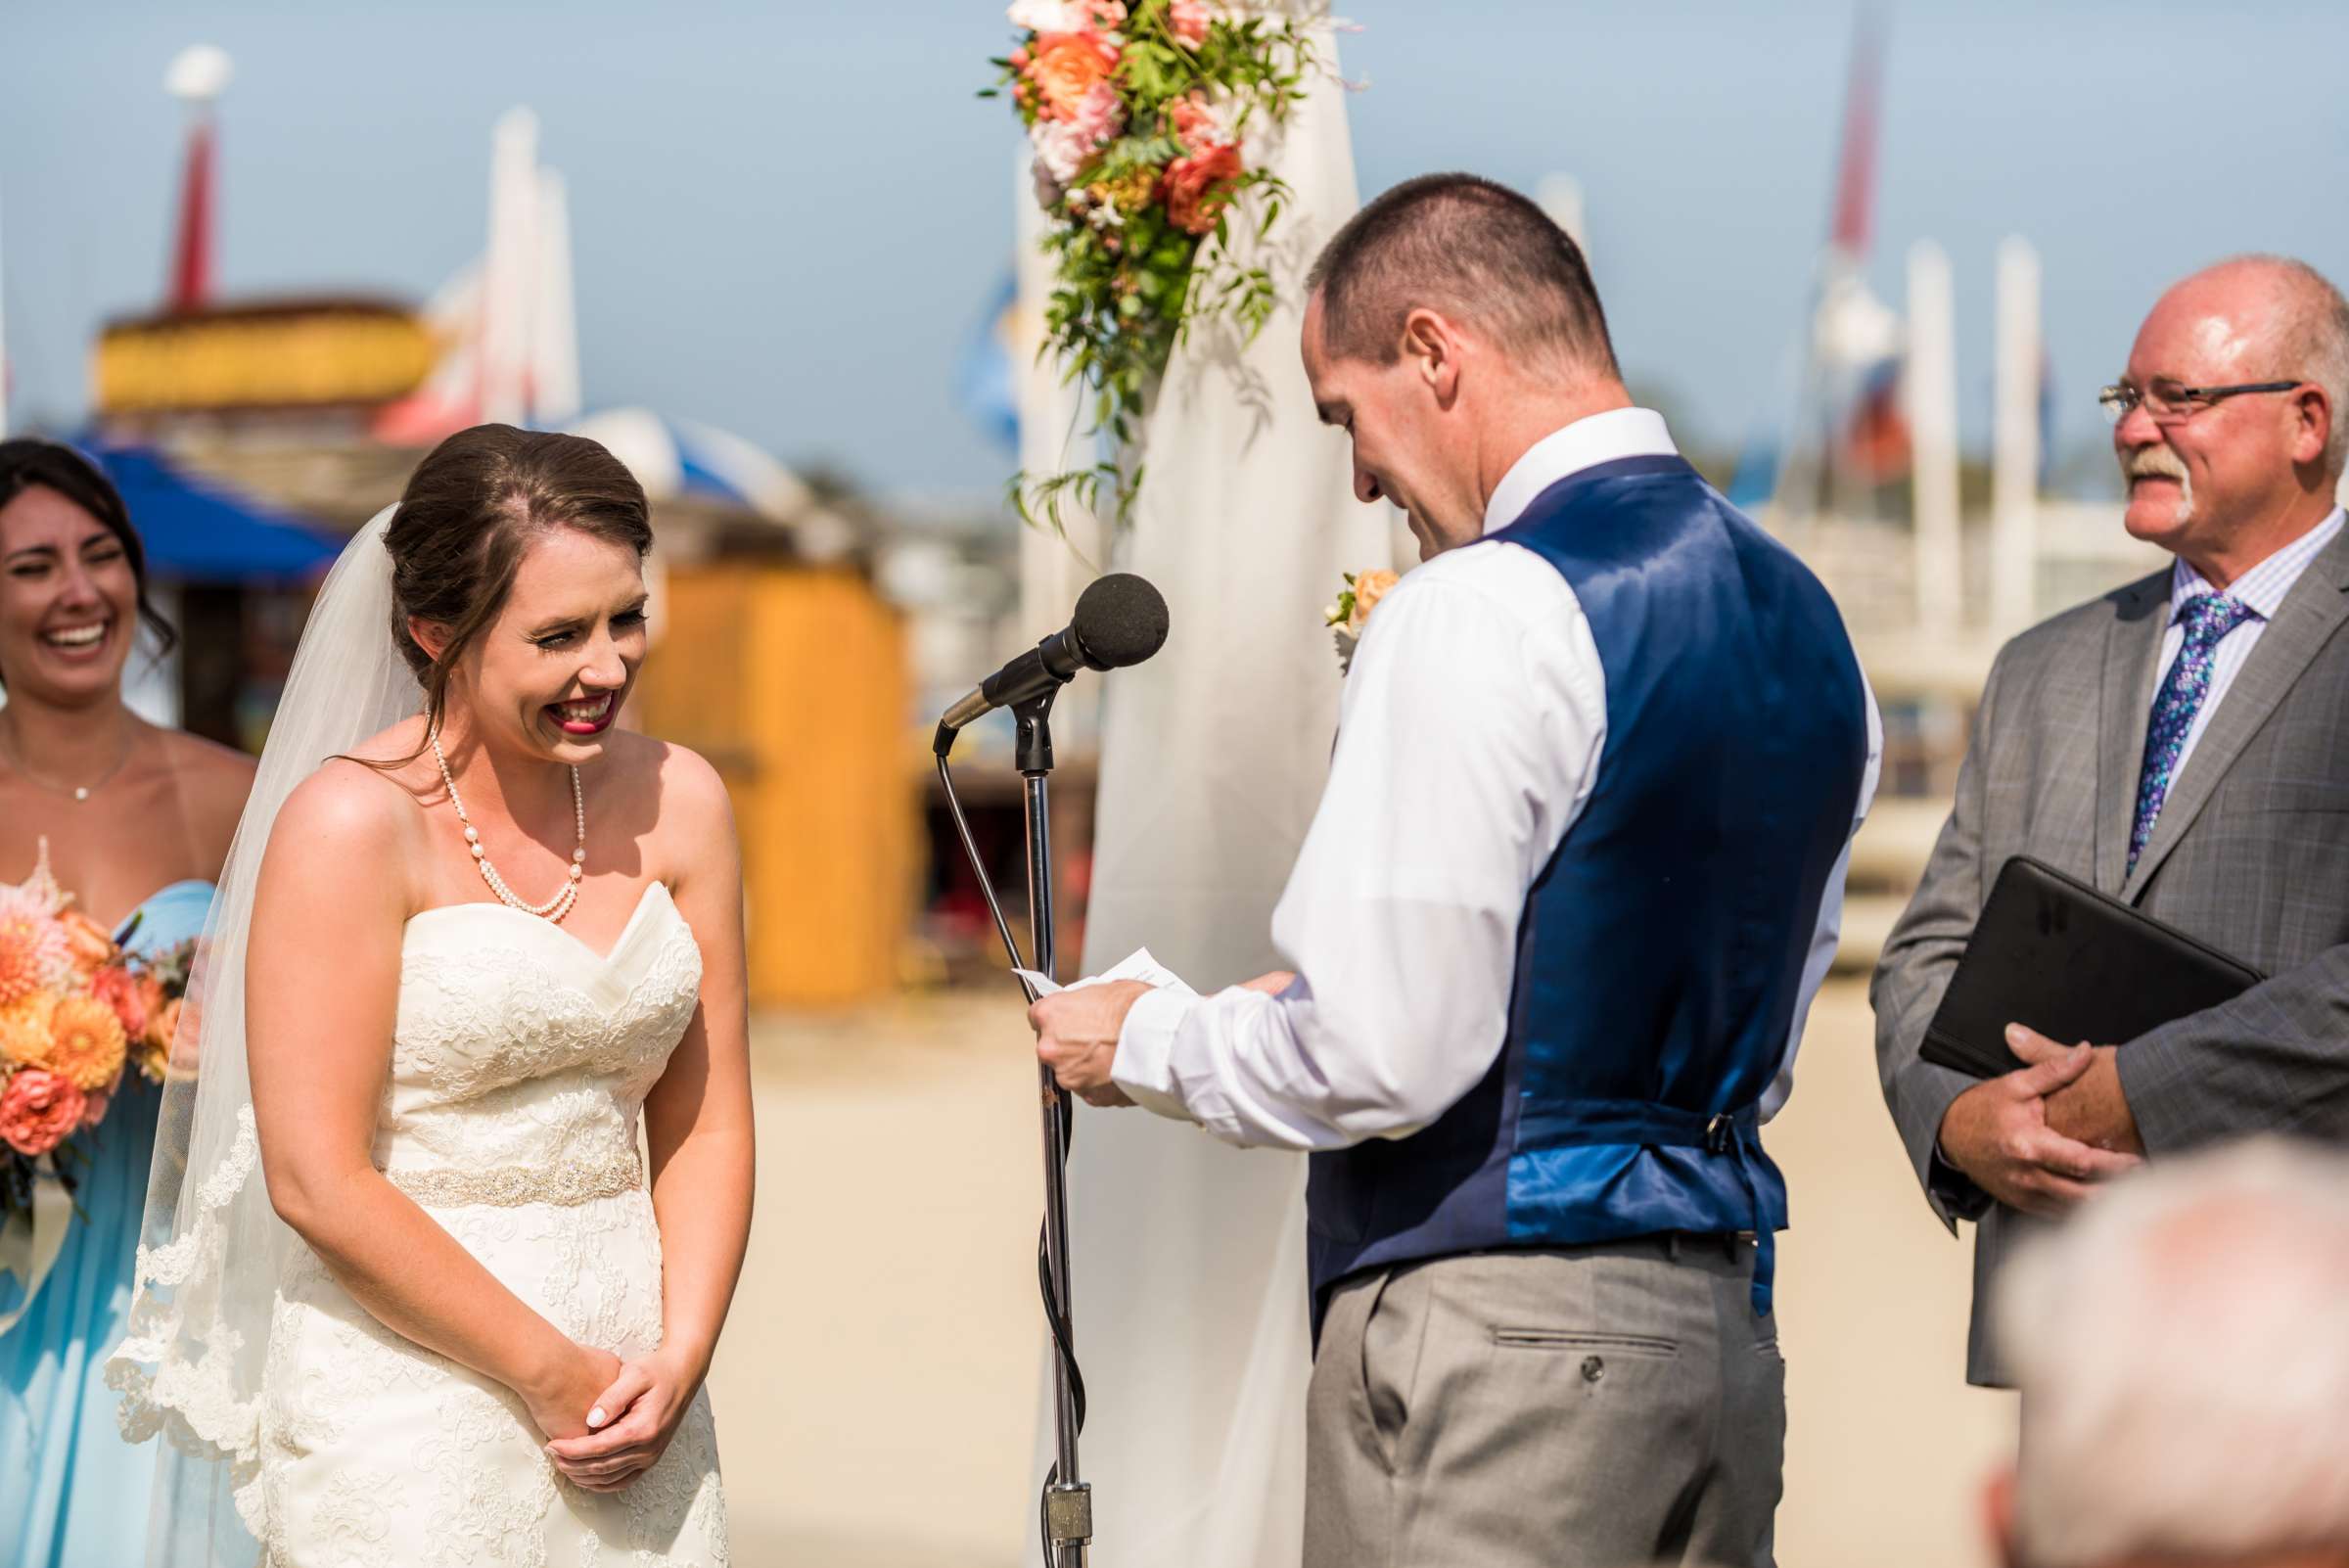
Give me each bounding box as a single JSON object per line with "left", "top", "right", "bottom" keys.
{"left": 706, "top": 977, "right": 2013, "bottom": 1568}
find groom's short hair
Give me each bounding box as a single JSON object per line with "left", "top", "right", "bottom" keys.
{"left": 1307, "top": 173, "right": 1621, "bottom": 382}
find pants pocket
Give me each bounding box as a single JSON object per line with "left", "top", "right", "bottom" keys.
{"left": 1488, "top": 1328, "right": 1679, "bottom": 1358}
{"left": 1359, "top": 1267, "right": 1432, "bottom": 1472}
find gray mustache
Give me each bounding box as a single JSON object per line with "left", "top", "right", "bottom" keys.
{"left": 2124, "top": 449, "right": 2188, "bottom": 483}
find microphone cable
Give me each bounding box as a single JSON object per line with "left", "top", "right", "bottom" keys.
{"left": 935, "top": 752, "right": 1087, "bottom": 1567}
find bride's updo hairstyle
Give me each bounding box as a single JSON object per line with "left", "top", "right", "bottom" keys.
{"left": 384, "top": 424, "right": 652, "bottom": 748}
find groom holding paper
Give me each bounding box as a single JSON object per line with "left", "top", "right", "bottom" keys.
{"left": 1028, "top": 173, "right": 1880, "bottom": 1567}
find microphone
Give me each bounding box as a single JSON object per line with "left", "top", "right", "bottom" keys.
{"left": 933, "top": 573, "right": 1170, "bottom": 756}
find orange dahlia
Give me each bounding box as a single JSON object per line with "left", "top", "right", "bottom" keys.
{"left": 45, "top": 993, "right": 127, "bottom": 1092}
{"left": 0, "top": 892, "right": 69, "bottom": 1009}
{"left": 0, "top": 992, "right": 58, "bottom": 1069}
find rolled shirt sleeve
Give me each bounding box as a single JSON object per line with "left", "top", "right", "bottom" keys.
{"left": 1109, "top": 546, "right": 1605, "bottom": 1150}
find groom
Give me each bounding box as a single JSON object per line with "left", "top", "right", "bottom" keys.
{"left": 1027, "top": 172, "right": 1879, "bottom": 1567}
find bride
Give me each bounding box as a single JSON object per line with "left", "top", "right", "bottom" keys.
{"left": 110, "top": 425, "right": 750, "bottom": 1566}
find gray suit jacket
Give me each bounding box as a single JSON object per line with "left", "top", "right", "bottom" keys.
{"left": 1872, "top": 523, "right": 2349, "bottom": 1385}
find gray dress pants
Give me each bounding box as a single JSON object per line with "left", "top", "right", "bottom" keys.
{"left": 1304, "top": 1238, "right": 1784, "bottom": 1568}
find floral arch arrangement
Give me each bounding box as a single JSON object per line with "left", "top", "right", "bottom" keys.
{"left": 987, "top": 1, "right": 1320, "bottom": 530}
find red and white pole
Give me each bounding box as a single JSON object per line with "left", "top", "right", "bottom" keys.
{"left": 163, "top": 46, "right": 233, "bottom": 314}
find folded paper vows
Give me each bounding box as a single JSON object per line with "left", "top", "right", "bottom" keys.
{"left": 1014, "top": 946, "right": 1197, "bottom": 1000}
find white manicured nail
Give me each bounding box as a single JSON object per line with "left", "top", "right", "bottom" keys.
{"left": 587, "top": 1407, "right": 607, "bottom": 1428}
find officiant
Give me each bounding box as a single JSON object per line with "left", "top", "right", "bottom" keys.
{"left": 1028, "top": 172, "right": 1880, "bottom": 1568}
{"left": 1872, "top": 255, "right": 2349, "bottom": 1389}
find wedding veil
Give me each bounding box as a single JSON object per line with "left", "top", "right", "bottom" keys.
{"left": 108, "top": 505, "right": 421, "bottom": 1566}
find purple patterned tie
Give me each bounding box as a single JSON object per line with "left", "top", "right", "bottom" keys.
{"left": 2130, "top": 592, "right": 2257, "bottom": 872}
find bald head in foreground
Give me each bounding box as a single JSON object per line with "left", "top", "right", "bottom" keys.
{"left": 1990, "top": 1139, "right": 2349, "bottom": 1568}
{"left": 1874, "top": 254, "right": 2349, "bottom": 1387}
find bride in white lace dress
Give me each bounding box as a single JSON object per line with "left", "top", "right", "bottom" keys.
{"left": 110, "top": 427, "right": 751, "bottom": 1567}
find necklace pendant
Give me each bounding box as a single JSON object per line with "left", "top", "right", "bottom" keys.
{"left": 72, "top": 787, "right": 89, "bottom": 803}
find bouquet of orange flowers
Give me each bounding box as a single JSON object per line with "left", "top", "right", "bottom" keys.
{"left": 986, "top": 0, "right": 1321, "bottom": 531}
{"left": 0, "top": 846, "right": 192, "bottom": 1230}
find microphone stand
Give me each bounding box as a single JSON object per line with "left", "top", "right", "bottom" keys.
{"left": 934, "top": 688, "right": 1091, "bottom": 1566}
{"left": 1015, "top": 692, "right": 1092, "bottom": 1568}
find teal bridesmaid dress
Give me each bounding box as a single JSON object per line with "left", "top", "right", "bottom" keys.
{"left": 1, "top": 879, "right": 214, "bottom": 1568}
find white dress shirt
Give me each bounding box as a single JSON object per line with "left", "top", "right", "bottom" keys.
{"left": 2153, "top": 507, "right": 2344, "bottom": 786}
{"left": 1109, "top": 408, "right": 1884, "bottom": 1151}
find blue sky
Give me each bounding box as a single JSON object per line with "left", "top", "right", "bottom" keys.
{"left": 5, "top": 1, "right": 2346, "bottom": 501}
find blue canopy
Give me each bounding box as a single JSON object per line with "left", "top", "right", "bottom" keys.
{"left": 92, "top": 445, "right": 342, "bottom": 583}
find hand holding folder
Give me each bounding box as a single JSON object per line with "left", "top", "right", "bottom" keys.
{"left": 1921, "top": 856, "right": 2262, "bottom": 1081}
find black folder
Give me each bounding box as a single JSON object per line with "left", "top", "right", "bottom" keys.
{"left": 1919, "top": 855, "right": 2262, "bottom": 1079}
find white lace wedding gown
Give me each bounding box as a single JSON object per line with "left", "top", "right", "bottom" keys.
{"left": 254, "top": 881, "right": 728, "bottom": 1566}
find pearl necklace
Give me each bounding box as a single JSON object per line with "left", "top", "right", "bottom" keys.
{"left": 430, "top": 730, "right": 585, "bottom": 923}
{"left": 0, "top": 723, "right": 134, "bottom": 804}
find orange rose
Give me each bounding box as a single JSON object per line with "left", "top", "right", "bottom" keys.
{"left": 1349, "top": 570, "right": 1400, "bottom": 631}
{"left": 0, "top": 1069, "right": 83, "bottom": 1157}
{"left": 1026, "top": 30, "right": 1120, "bottom": 119}
{"left": 56, "top": 909, "right": 117, "bottom": 976}
{"left": 45, "top": 993, "right": 127, "bottom": 1092}
{"left": 1162, "top": 141, "right": 1242, "bottom": 235}
{"left": 0, "top": 993, "right": 57, "bottom": 1070}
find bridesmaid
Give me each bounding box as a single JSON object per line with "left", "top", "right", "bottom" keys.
{"left": 0, "top": 439, "right": 254, "bottom": 1568}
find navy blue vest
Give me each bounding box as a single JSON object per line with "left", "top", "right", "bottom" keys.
{"left": 1304, "top": 455, "right": 1867, "bottom": 1326}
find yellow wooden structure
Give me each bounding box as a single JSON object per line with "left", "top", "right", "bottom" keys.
{"left": 635, "top": 564, "right": 914, "bottom": 1008}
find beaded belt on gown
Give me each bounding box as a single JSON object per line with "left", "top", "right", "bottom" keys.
{"left": 381, "top": 1148, "right": 642, "bottom": 1208}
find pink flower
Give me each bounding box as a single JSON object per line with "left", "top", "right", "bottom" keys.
{"left": 1009, "top": 0, "right": 1091, "bottom": 30}
{"left": 0, "top": 1069, "right": 84, "bottom": 1157}
{"left": 92, "top": 965, "right": 147, "bottom": 1040}
{"left": 1062, "top": 80, "right": 1125, "bottom": 146}
{"left": 0, "top": 890, "right": 70, "bottom": 1009}
{"left": 1162, "top": 139, "right": 1243, "bottom": 234}
{"left": 1032, "top": 118, "right": 1101, "bottom": 186}
{"left": 77, "top": 1089, "right": 110, "bottom": 1130}
{"left": 1168, "top": 0, "right": 1213, "bottom": 47}
{"left": 1168, "top": 90, "right": 1234, "bottom": 155}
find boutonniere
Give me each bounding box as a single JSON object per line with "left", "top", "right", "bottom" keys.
{"left": 1324, "top": 569, "right": 1399, "bottom": 676}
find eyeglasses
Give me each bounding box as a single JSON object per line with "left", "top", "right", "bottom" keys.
{"left": 2098, "top": 378, "right": 2303, "bottom": 425}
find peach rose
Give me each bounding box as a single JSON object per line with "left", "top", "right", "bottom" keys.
{"left": 56, "top": 909, "right": 117, "bottom": 976}
{"left": 0, "top": 993, "right": 57, "bottom": 1070}
{"left": 1162, "top": 140, "right": 1243, "bottom": 235}
{"left": 1349, "top": 569, "right": 1400, "bottom": 631}
{"left": 45, "top": 993, "right": 127, "bottom": 1092}
{"left": 0, "top": 1069, "right": 84, "bottom": 1157}
{"left": 1026, "top": 30, "right": 1121, "bottom": 120}
{"left": 92, "top": 965, "right": 147, "bottom": 1040}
